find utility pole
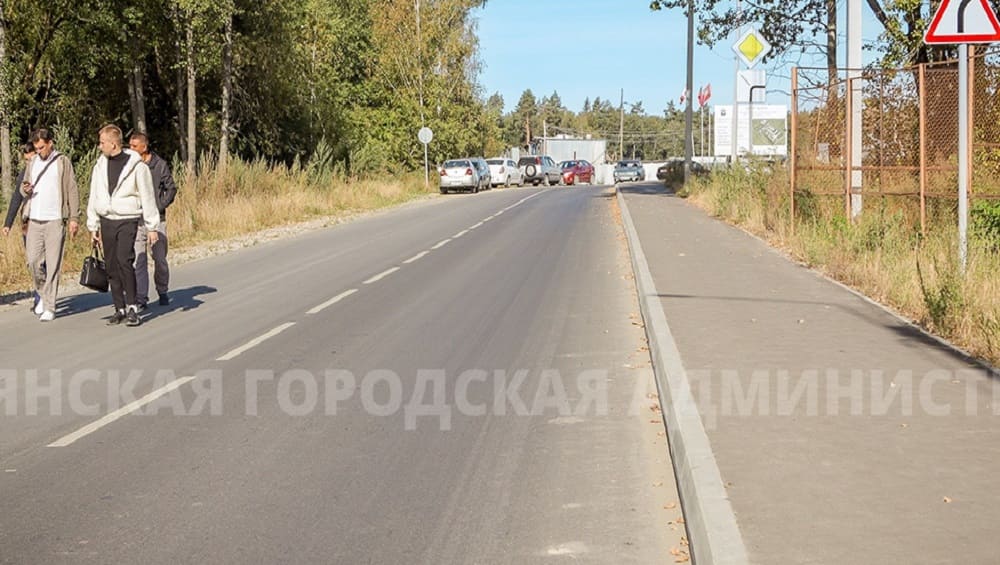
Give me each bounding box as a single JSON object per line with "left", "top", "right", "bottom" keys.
{"left": 684, "top": 0, "right": 694, "bottom": 183}
{"left": 619, "top": 88, "right": 625, "bottom": 160}
{"left": 848, "top": 0, "right": 862, "bottom": 218}
{"left": 731, "top": 0, "right": 742, "bottom": 163}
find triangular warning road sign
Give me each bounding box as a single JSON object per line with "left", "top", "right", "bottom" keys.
{"left": 925, "top": 0, "right": 1000, "bottom": 44}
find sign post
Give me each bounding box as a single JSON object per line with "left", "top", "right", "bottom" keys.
{"left": 418, "top": 126, "right": 433, "bottom": 189}
{"left": 730, "top": 29, "right": 771, "bottom": 161}
{"left": 924, "top": 0, "right": 1000, "bottom": 273}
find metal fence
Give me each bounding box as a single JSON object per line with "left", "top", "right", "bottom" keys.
{"left": 790, "top": 46, "right": 1000, "bottom": 233}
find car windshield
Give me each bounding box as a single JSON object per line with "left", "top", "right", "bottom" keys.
{"left": 560, "top": 161, "right": 577, "bottom": 169}
{"left": 443, "top": 160, "right": 470, "bottom": 168}
{"left": 486, "top": 159, "right": 503, "bottom": 165}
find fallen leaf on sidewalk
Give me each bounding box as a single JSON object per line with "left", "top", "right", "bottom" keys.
{"left": 664, "top": 502, "right": 677, "bottom": 509}
{"left": 680, "top": 537, "right": 689, "bottom": 546}
{"left": 652, "top": 482, "right": 664, "bottom": 487}
{"left": 670, "top": 547, "right": 682, "bottom": 556}
{"left": 647, "top": 393, "right": 660, "bottom": 400}
{"left": 650, "top": 404, "right": 662, "bottom": 413}
{"left": 943, "top": 496, "right": 952, "bottom": 503}
{"left": 650, "top": 419, "right": 662, "bottom": 424}
{"left": 676, "top": 517, "right": 685, "bottom": 524}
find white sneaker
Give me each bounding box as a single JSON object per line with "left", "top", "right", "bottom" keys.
{"left": 34, "top": 301, "right": 44, "bottom": 315}
{"left": 39, "top": 310, "right": 55, "bottom": 322}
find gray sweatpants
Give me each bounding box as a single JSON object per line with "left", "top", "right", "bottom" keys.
{"left": 25, "top": 219, "right": 65, "bottom": 313}
{"left": 134, "top": 221, "right": 169, "bottom": 305}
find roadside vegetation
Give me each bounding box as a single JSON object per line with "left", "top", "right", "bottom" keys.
{"left": 675, "top": 165, "right": 1000, "bottom": 366}
{"left": 0, "top": 155, "right": 432, "bottom": 295}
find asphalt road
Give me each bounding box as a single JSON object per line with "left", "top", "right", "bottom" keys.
{"left": 0, "top": 186, "right": 679, "bottom": 564}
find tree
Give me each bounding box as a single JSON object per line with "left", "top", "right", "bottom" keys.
{"left": 649, "top": 0, "right": 1000, "bottom": 69}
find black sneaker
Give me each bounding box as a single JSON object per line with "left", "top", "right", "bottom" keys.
{"left": 158, "top": 293, "right": 170, "bottom": 306}
{"left": 125, "top": 306, "right": 142, "bottom": 327}
{"left": 136, "top": 302, "right": 148, "bottom": 313}
{"left": 107, "top": 310, "right": 126, "bottom": 326}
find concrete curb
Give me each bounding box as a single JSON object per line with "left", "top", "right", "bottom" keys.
{"left": 616, "top": 187, "right": 749, "bottom": 565}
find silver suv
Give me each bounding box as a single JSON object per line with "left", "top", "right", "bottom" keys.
{"left": 518, "top": 155, "right": 561, "bottom": 186}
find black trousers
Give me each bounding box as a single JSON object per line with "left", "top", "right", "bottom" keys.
{"left": 100, "top": 217, "right": 140, "bottom": 311}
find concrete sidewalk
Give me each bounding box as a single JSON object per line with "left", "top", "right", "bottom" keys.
{"left": 618, "top": 183, "right": 1000, "bottom": 565}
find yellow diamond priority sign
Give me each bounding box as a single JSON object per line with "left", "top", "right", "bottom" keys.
{"left": 732, "top": 28, "right": 771, "bottom": 68}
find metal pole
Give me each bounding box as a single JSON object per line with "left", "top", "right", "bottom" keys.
{"left": 684, "top": 0, "right": 694, "bottom": 183}
{"left": 423, "top": 142, "right": 429, "bottom": 189}
{"left": 845, "top": 79, "right": 853, "bottom": 220}
{"left": 919, "top": 63, "right": 926, "bottom": 237}
{"left": 731, "top": 1, "right": 741, "bottom": 163}
{"left": 619, "top": 88, "right": 625, "bottom": 159}
{"left": 958, "top": 43, "right": 969, "bottom": 273}
{"left": 790, "top": 67, "right": 798, "bottom": 230}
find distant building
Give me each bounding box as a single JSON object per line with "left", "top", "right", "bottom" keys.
{"left": 531, "top": 137, "right": 609, "bottom": 165}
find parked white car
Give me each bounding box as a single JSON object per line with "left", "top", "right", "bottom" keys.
{"left": 486, "top": 158, "right": 523, "bottom": 188}
{"left": 439, "top": 158, "right": 489, "bottom": 194}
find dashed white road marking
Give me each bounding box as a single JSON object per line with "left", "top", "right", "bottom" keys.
{"left": 404, "top": 251, "right": 429, "bottom": 264}
{"left": 363, "top": 267, "right": 400, "bottom": 285}
{"left": 48, "top": 376, "right": 197, "bottom": 447}
{"left": 307, "top": 289, "right": 358, "bottom": 315}
{"left": 453, "top": 229, "right": 469, "bottom": 238}
{"left": 432, "top": 239, "right": 451, "bottom": 249}
{"left": 217, "top": 322, "right": 296, "bottom": 361}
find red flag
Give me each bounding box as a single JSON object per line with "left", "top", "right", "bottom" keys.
{"left": 697, "top": 86, "right": 706, "bottom": 107}
{"left": 679, "top": 88, "right": 688, "bottom": 105}
{"left": 704, "top": 83, "right": 712, "bottom": 104}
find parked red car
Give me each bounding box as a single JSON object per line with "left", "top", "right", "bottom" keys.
{"left": 558, "top": 160, "right": 595, "bottom": 185}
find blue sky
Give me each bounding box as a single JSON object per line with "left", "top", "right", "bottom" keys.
{"left": 472, "top": 0, "right": 885, "bottom": 115}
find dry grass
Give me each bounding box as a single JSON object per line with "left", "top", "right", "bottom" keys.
{"left": 0, "top": 154, "right": 433, "bottom": 297}
{"left": 683, "top": 164, "right": 1000, "bottom": 366}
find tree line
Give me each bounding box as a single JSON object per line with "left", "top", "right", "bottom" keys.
{"left": 490, "top": 89, "right": 710, "bottom": 161}
{"left": 0, "top": 0, "right": 494, "bottom": 201}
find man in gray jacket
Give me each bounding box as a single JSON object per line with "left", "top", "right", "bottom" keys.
{"left": 86, "top": 125, "right": 160, "bottom": 327}
{"left": 129, "top": 132, "right": 177, "bottom": 308}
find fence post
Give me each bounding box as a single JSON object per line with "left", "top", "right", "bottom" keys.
{"left": 968, "top": 46, "right": 975, "bottom": 200}
{"left": 790, "top": 68, "right": 798, "bottom": 232}
{"left": 919, "top": 63, "right": 926, "bottom": 237}
{"left": 845, "top": 78, "right": 853, "bottom": 221}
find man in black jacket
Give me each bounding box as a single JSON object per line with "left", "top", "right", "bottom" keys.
{"left": 129, "top": 132, "right": 177, "bottom": 308}
{"left": 2, "top": 143, "right": 41, "bottom": 311}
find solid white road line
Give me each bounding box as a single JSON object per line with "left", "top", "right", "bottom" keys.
{"left": 307, "top": 289, "right": 359, "bottom": 315}
{"left": 453, "top": 229, "right": 469, "bottom": 238}
{"left": 404, "top": 251, "right": 429, "bottom": 264}
{"left": 469, "top": 221, "right": 484, "bottom": 229}
{"left": 432, "top": 239, "right": 451, "bottom": 249}
{"left": 48, "top": 376, "right": 197, "bottom": 447}
{"left": 216, "top": 322, "right": 296, "bottom": 361}
{"left": 363, "top": 267, "right": 400, "bottom": 285}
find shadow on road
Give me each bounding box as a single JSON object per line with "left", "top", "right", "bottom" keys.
{"left": 618, "top": 182, "right": 679, "bottom": 197}
{"left": 55, "top": 284, "right": 218, "bottom": 322}
{"left": 141, "top": 285, "right": 218, "bottom": 322}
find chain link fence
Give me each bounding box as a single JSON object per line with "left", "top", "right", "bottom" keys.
{"left": 790, "top": 46, "right": 1000, "bottom": 234}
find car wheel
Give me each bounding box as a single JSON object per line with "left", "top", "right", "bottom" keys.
{"left": 533, "top": 180, "right": 540, "bottom": 186}
{"left": 473, "top": 181, "right": 479, "bottom": 194}
{"left": 440, "top": 188, "right": 448, "bottom": 194}
{"left": 504, "top": 176, "right": 510, "bottom": 188}
{"left": 525, "top": 164, "right": 537, "bottom": 177}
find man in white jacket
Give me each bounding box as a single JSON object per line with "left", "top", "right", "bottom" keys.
{"left": 87, "top": 125, "right": 161, "bottom": 327}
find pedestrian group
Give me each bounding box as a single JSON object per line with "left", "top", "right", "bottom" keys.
{"left": 3, "top": 126, "right": 177, "bottom": 326}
